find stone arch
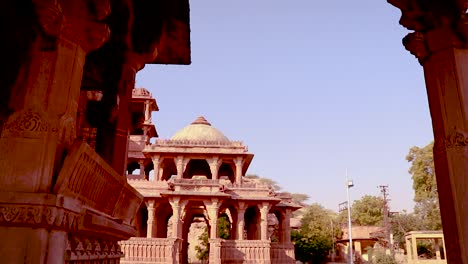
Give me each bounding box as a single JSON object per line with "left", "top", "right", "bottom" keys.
{"left": 245, "top": 205, "right": 261, "bottom": 240}
{"left": 160, "top": 157, "right": 177, "bottom": 181}
{"left": 219, "top": 162, "right": 235, "bottom": 183}
{"left": 270, "top": 211, "right": 281, "bottom": 242}
{"left": 154, "top": 202, "right": 173, "bottom": 238}
{"left": 135, "top": 203, "right": 148, "bottom": 237}
{"left": 184, "top": 159, "right": 212, "bottom": 179}
{"left": 220, "top": 205, "right": 237, "bottom": 239}
{"left": 181, "top": 200, "right": 210, "bottom": 264}
{"left": 126, "top": 160, "right": 140, "bottom": 175}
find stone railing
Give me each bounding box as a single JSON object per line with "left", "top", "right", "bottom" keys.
{"left": 220, "top": 240, "right": 271, "bottom": 264}
{"left": 54, "top": 141, "right": 143, "bottom": 225}
{"left": 171, "top": 178, "right": 222, "bottom": 193}
{"left": 270, "top": 243, "right": 295, "bottom": 264}
{"left": 224, "top": 182, "right": 273, "bottom": 198}
{"left": 154, "top": 139, "right": 247, "bottom": 149}
{"left": 119, "top": 237, "right": 180, "bottom": 264}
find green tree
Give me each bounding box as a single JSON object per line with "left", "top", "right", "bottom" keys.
{"left": 290, "top": 193, "right": 310, "bottom": 204}
{"left": 351, "top": 195, "right": 384, "bottom": 226}
{"left": 244, "top": 174, "right": 281, "bottom": 191}
{"left": 406, "top": 141, "right": 442, "bottom": 230}
{"left": 195, "top": 227, "right": 209, "bottom": 261}
{"left": 292, "top": 203, "right": 340, "bottom": 264}
{"left": 390, "top": 211, "right": 424, "bottom": 250}
{"left": 196, "top": 216, "right": 231, "bottom": 261}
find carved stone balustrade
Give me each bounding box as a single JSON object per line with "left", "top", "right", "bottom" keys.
{"left": 220, "top": 240, "right": 271, "bottom": 264}
{"left": 54, "top": 141, "right": 143, "bottom": 228}
{"left": 126, "top": 180, "right": 170, "bottom": 197}
{"left": 146, "top": 139, "right": 248, "bottom": 154}
{"left": 119, "top": 238, "right": 181, "bottom": 264}
{"left": 270, "top": 243, "right": 295, "bottom": 264}
{"left": 224, "top": 182, "right": 273, "bottom": 198}
{"left": 171, "top": 178, "right": 223, "bottom": 193}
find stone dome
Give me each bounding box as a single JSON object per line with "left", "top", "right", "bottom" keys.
{"left": 170, "top": 116, "right": 230, "bottom": 142}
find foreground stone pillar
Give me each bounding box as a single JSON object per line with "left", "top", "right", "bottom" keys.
{"left": 388, "top": 1, "right": 468, "bottom": 262}
{"left": 237, "top": 202, "right": 246, "bottom": 240}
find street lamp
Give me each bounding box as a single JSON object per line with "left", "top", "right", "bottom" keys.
{"left": 346, "top": 170, "right": 354, "bottom": 264}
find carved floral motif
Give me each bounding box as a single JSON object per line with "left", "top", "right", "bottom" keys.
{"left": 0, "top": 204, "right": 80, "bottom": 230}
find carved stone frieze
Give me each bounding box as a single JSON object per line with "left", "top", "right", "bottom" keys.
{"left": 434, "top": 127, "right": 468, "bottom": 152}
{"left": 0, "top": 203, "right": 80, "bottom": 230}
{"left": 388, "top": 0, "right": 468, "bottom": 62}
{"left": 2, "top": 109, "right": 57, "bottom": 138}
{"left": 65, "top": 234, "right": 122, "bottom": 263}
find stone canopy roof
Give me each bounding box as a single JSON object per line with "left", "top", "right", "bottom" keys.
{"left": 170, "top": 116, "right": 230, "bottom": 142}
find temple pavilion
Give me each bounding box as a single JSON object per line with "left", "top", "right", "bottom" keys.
{"left": 120, "top": 88, "right": 300, "bottom": 264}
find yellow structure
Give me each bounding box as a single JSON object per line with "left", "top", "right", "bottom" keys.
{"left": 406, "top": 231, "right": 446, "bottom": 264}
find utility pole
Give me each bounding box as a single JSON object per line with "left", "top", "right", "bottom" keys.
{"left": 346, "top": 170, "right": 354, "bottom": 264}
{"left": 378, "top": 185, "right": 391, "bottom": 252}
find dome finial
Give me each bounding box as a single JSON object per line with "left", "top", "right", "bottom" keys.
{"left": 191, "top": 116, "right": 211, "bottom": 126}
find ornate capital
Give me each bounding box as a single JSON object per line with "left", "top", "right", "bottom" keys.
{"left": 389, "top": 0, "right": 468, "bottom": 63}
{"left": 32, "top": 0, "right": 111, "bottom": 52}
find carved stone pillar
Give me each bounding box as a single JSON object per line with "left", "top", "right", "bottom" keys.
{"left": 234, "top": 156, "right": 244, "bottom": 184}
{"left": 144, "top": 100, "right": 151, "bottom": 123}
{"left": 388, "top": 1, "right": 468, "bottom": 262}
{"left": 204, "top": 198, "right": 221, "bottom": 239}
{"left": 152, "top": 155, "right": 161, "bottom": 181}
{"left": 208, "top": 156, "right": 222, "bottom": 180}
{"left": 259, "top": 202, "right": 271, "bottom": 240}
{"left": 174, "top": 156, "right": 188, "bottom": 179}
{"left": 138, "top": 160, "right": 145, "bottom": 177}
{"left": 282, "top": 209, "right": 292, "bottom": 243}
{"left": 0, "top": 1, "right": 111, "bottom": 262}
{"left": 169, "top": 197, "right": 187, "bottom": 239}
{"left": 236, "top": 202, "right": 246, "bottom": 240}
{"left": 146, "top": 200, "right": 156, "bottom": 238}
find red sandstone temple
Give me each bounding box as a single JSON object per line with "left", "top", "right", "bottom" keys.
{"left": 119, "top": 88, "right": 300, "bottom": 263}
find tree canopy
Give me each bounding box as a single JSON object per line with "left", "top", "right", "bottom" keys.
{"left": 292, "top": 203, "right": 341, "bottom": 264}
{"left": 406, "top": 141, "right": 441, "bottom": 230}
{"left": 351, "top": 195, "right": 384, "bottom": 226}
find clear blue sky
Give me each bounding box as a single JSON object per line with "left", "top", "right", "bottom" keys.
{"left": 136, "top": 0, "right": 434, "bottom": 212}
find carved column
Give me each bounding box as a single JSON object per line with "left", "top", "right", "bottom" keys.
{"left": 169, "top": 197, "right": 187, "bottom": 239}
{"left": 234, "top": 156, "right": 244, "bottom": 184}
{"left": 146, "top": 200, "right": 156, "bottom": 238}
{"left": 282, "top": 209, "right": 292, "bottom": 243}
{"left": 236, "top": 202, "right": 246, "bottom": 240}
{"left": 138, "top": 160, "right": 145, "bottom": 178}
{"left": 151, "top": 155, "right": 161, "bottom": 181}
{"left": 259, "top": 202, "right": 271, "bottom": 240}
{"left": 144, "top": 100, "right": 151, "bottom": 123}
{"left": 205, "top": 198, "right": 221, "bottom": 239}
{"left": 0, "top": 0, "right": 112, "bottom": 262}
{"left": 205, "top": 198, "right": 222, "bottom": 264}
{"left": 388, "top": 1, "right": 468, "bottom": 262}
{"left": 208, "top": 156, "right": 222, "bottom": 180}
{"left": 175, "top": 156, "right": 188, "bottom": 179}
